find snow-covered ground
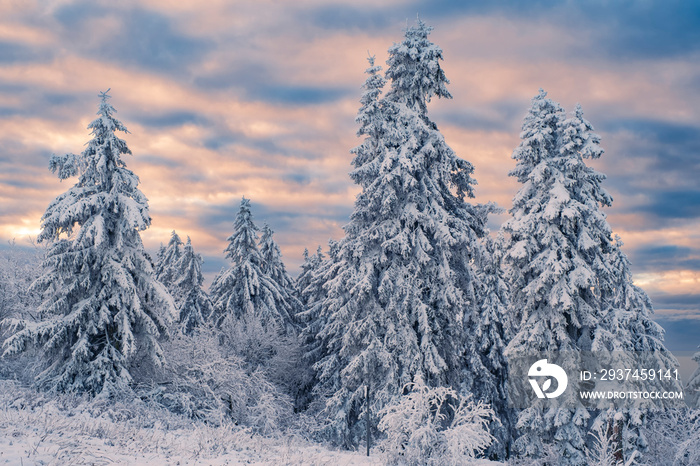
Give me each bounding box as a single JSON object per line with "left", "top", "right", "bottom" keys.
{"left": 0, "top": 381, "right": 377, "bottom": 465}
{"left": 0, "top": 381, "right": 501, "bottom": 465}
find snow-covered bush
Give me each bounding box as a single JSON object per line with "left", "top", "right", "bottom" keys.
{"left": 585, "top": 421, "right": 639, "bottom": 466}
{"left": 0, "top": 240, "right": 41, "bottom": 324}
{"left": 507, "top": 444, "right": 562, "bottom": 466}
{"left": 135, "top": 325, "right": 293, "bottom": 432}
{"left": 220, "top": 313, "right": 312, "bottom": 410}
{"left": 378, "top": 383, "right": 495, "bottom": 465}
{"left": 634, "top": 408, "right": 698, "bottom": 466}
{"left": 632, "top": 409, "right": 693, "bottom": 465}
{"left": 0, "top": 240, "right": 42, "bottom": 382}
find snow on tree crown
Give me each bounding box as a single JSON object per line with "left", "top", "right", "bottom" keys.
{"left": 385, "top": 19, "right": 451, "bottom": 115}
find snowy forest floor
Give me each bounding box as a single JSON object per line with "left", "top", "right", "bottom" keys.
{"left": 0, "top": 380, "right": 502, "bottom": 465}
{"left": 0, "top": 380, "right": 377, "bottom": 465}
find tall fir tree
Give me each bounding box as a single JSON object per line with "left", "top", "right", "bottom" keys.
{"left": 502, "top": 92, "right": 679, "bottom": 464}
{"left": 296, "top": 244, "right": 329, "bottom": 356}
{"left": 208, "top": 197, "right": 296, "bottom": 331}
{"left": 561, "top": 105, "right": 679, "bottom": 463}
{"left": 174, "top": 237, "right": 213, "bottom": 334}
{"left": 312, "top": 22, "right": 490, "bottom": 447}
{"left": 502, "top": 90, "right": 598, "bottom": 463}
{"left": 296, "top": 242, "right": 338, "bottom": 410}
{"left": 2, "top": 91, "right": 172, "bottom": 396}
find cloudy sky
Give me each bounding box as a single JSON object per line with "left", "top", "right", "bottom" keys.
{"left": 1, "top": 1, "right": 699, "bottom": 363}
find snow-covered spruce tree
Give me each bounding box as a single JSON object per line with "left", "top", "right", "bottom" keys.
{"left": 312, "top": 22, "right": 490, "bottom": 447}
{"left": 296, "top": 245, "right": 328, "bottom": 363}
{"left": 155, "top": 230, "right": 183, "bottom": 294}
{"left": 465, "top": 232, "right": 514, "bottom": 459}
{"left": 153, "top": 231, "right": 213, "bottom": 334}
{"left": 260, "top": 224, "right": 293, "bottom": 291}
{"left": 296, "top": 242, "right": 339, "bottom": 411}
{"left": 259, "top": 224, "right": 301, "bottom": 315}
{"left": 292, "top": 243, "right": 340, "bottom": 411}
{"left": 502, "top": 93, "right": 678, "bottom": 464}
{"left": 559, "top": 105, "right": 680, "bottom": 462}
{"left": 2, "top": 90, "right": 172, "bottom": 396}
{"left": 502, "top": 91, "right": 602, "bottom": 463}
{"left": 208, "top": 197, "right": 296, "bottom": 331}
{"left": 296, "top": 245, "right": 325, "bottom": 307}
{"left": 174, "top": 236, "right": 213, "bottom": 334}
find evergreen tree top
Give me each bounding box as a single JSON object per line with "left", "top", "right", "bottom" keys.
{"left": 510, "top": 89, "right": 565, "bottom": 182}
{"left": 176, "top": 236, "right": 205, "bottom": 289}
{"left": 558, "top": 104, "right": 612, "bottom": 209}
{"left": 355, "top": 55, "right": 386, "bottom": 138}
{"left": 90, "top": 89, "right": 129, "bottom": 137}
{"left": 350, "top": 55, "right": 387, "bottom": 189}
{"left": 259, "top": 224, "right": 281, "bottom": 265}
{"left": 168, "top": 230, "right": 183, "bottom": 247}
{"left": 560, "top": 103, "right": 603, "bottom": 160}
{"left": 224, "top": 197, "right": 261, "bottom": 266}
{"left": 297, "top": 245, "right": 325, "bottom": 290}
{"left": 41, "top": 90, "right": 149, "bottom": 243}
{"left": 385, "top": 19, "right": 451, "bottom": 116}
{"left": 155, "top": 230, "right": 184, "bottom": 283}
{"left": 209, "top": 198, "right": 297, "bottom": 331}
{"left": 259, "top": 224, "right": 280, "bottom": 257}
{"left": 260, "top": 223, "right": 294, "bottom": 289}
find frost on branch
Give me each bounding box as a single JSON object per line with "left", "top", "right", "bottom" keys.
{"left": 378, "top": 383, "right": 495, "bottom": 465}
{"left": 136, "top": 325, "right": 293, "bottom": 431}
{"left": 48, "top": 153, "right": 83, "bottom": 180}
